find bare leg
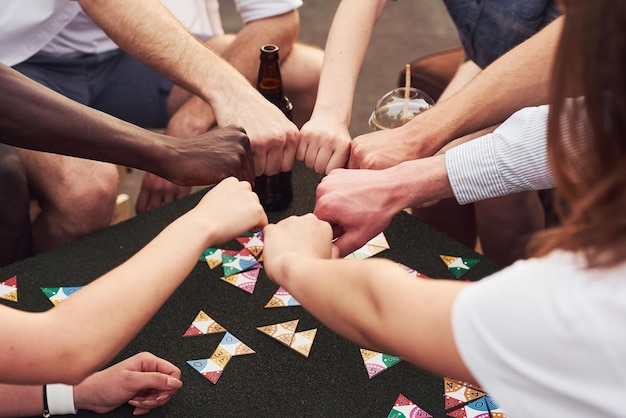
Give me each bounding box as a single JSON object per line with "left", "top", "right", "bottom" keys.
{"left": 474, "top": 191, "right": 545, "bottom": 266}
{"left": 0, "top": 145, "right": 33, "bottom": 266}
{"left": 16, "top": 149, "right": 119, "bottom": 253}
{"left": 202, "top": 35, "right": 323, "bottom": 127}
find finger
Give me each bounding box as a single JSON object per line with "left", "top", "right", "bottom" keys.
{"left": 326, "top": 148, "right": 351, "bottom": 175}
{"left": 331, "top": 231, "right": 364, "bottom": 258}
{"left": 280, "top": 131, "right": 299, "bottom": 172}
{"left": 146, "top": 193, "right": 164, "bottom": 212}
{"left": 253, "top": 152, "right": 267, "bottom": 177}
{"left": 314, "top": 148, "right": 333, "bottom": 175}
{"left": 296, "top": 136, "right": 309, "bottom": 161}
{"left": 305, "top": 146, "right": 320, "bottom": 171}
{"left": 264, "top": 146, "right": 282, "bottom": 176}
{"left": 135, "top": 189, "right": 150, "bottom": 215}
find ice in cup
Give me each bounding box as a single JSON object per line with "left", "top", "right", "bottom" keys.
{"left": 368, "top": 87, "right": 434, "bottom": 130}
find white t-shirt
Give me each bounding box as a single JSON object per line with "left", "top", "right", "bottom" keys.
{"left": 0, "top": 0, "right": 302, "bottom": 66}
{"left": 452, "top": 251, "right": 626, "bottom": 417}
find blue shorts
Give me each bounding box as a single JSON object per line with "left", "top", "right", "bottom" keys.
{"left": 443, "top": 0, "right": 562, "bottom": 68}
{"left": 12, "top": 49, "right": 173, "bottom": 128}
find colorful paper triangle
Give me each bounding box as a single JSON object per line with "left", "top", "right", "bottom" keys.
{"left": 220, "top": 267, "right": 261, "bottom": 294}
{"left": 222, "top": 253, "right": 261, "bottom": 277}
{"left": 264, "top": 286, "right": 301, "bottom": 308}
{"left": 186, "top": 332, "right": 254, "bottom": 385}
{"left": 183, "top": 310, "right": 226, "bottom": 337}
{"left": 236, "top": 232, "right": 264, "bottom": 257}
{"left": 0, "top": 275, "right": 18, "bottom": 302}
{"left": 440, "top": 255, "right": 480, "bottom": 278}
{"left": 200, "top": 248, "right": 224, "bottom": 269}
{"left": 360, "top": 348, "right": 401, "bottom": 378}
{"left": 344, "top": 232, "right": 390, "bottom": 259}
{"left": 257, "top": 320, "right": 299, "bottom": 347}
{"left": 289, "top": 329, "right": 317, "bottom": 357}
{"left": 41, "top": 286, "right": 83, "bottom": 306}
{"left": 388, "top": 394, "right": 432, "bottom": 418}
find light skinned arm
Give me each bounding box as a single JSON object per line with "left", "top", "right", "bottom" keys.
{"left": 0, "top": 352, "right": 182, "bottom": 416}
{"left": 78, "top": 0, "right": 299, "bottom": 176}
{"left": 0, "top": 64, "right": 255, "bottom": 185}
{"left": 137, "top": 10, "right": 301, "bottom": 213}
{"left": 314, "top": 154, "right": 452, "bottom": 256}
{"left": 166, "top": 10, "right": 300, "bottom": 145}
{"left": 297, "top": 0, "right": 388, "bottom": 174}
{"left": 349, "top": 17, "right": 563, "bottom": 169}
{"left": 0, "top": 178, "right": 268, "bottom": 385}
{"left": 262, "top": 214, "right": 473, "bottom": 381}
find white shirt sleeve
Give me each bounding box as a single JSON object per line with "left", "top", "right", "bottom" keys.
{"left": 234, "top": 0, "right": 303, "bottom": 24}
{"left": 451, "top": 251, "right": 626, "bottom": 417}
{"left": 445, "top": 105, "right": 553, "bottom": 205}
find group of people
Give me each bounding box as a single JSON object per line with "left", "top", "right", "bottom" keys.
{"left": 1, "top": 0, "right": 624, "bottom": 416}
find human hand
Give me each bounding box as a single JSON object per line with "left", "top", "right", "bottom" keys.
{"left": 314, "top": 168, "right": 408, "bottom": 257}
{"left": 136, "top": 173, "right": 192, "bottom": 214}
{"left": 262, "top": 214, "right": 335, "bottom": 283}
{"left": 73, "top": 352, "right": 182, "bottom": 416}
{"left": 297, "top": 117, "right": 351, "bottom": 174}
{"left": 193, "top": 177, "right": 268, "bottom": 245}
{"left": 166, "top": 95, "right": 216, "bottom": 139}
{"left": 160, "top": 125, "right": 255, "bottom": 186}
{"left": 211, "top": 86, "right": 299, "bottom": 176}
{"left": 349, "top": 125, "right": 424, "bottom": 169}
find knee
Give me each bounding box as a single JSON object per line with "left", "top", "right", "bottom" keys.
{"left": 58, "top": 165, "right": 119, "bottom": 233}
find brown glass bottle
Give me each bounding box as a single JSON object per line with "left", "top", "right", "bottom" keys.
{"left": 254, "top": 44, "right": 293, "bottom": 211}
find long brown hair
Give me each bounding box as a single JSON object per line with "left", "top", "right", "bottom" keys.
{"left": 532, "top": 0, "right": 626, "bottom": 267}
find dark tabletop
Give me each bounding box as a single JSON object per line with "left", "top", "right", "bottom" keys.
{"left": 0, "top": 161, "right": 501, "bottom": 417}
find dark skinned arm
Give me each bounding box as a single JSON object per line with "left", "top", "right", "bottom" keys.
{"left": 0, "top": 64, "right": 254, "bottom": 184}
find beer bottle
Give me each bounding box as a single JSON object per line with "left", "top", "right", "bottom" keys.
{"left": 254, "top": 44, "right": 293, "bottom": 211}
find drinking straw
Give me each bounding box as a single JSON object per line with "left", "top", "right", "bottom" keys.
{"left": 402, "top": 64, "right": 411, "bottom": 118}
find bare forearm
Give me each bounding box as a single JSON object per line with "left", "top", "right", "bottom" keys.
{"left": 78, "top": 0, "right": 252, "bottom": 108}
{"left": 4, "top": 211, "right": 210, "bottom": 384}
{"left": 387, "top": 154, "right": 454, "bottom": 208}
{"left": 405, "top": 17, "right": 563, "bottom": 155}
{"left": 0, "top": 385, "right": 42, "bottom": 417}
{"left": 311, "top": 0, "right": 388, "bottom": 125}
{"left": 275, "top": 256, "right": 471, "bottom": 379}
{"left": 0, "top": 64, "right": 170, "bottom": 174}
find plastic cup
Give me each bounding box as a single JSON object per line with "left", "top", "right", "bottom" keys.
{"left": 368, "top": 87, "right": 434, "bottom": 130}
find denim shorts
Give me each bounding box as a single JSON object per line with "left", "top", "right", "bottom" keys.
{"left": 443, "top": 0, "right": 562, "bottom": 68}
{"left": 13, "top": 49, "right": 173, "bottom": 129}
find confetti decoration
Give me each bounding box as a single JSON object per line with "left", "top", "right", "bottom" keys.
{"left": 41, "top": 286, "right": 83, "bottom": 306}
{"left": 264, "top": 286, "right": 301, "bottom": 308}
{"left": 439, "top": 255, "right": 480, "bottom": 278}
{"left": 344, "top": 232, "right": 390, "bottom": 259}
{"left": 0, "top": 275, "right": 17, "bottom": 302}
{"left": 388, "top": 394, "right": 432, "bottom": 418}
{"left": 444, "top": 378, "right": 507, "bottom": 417}
{"left": 235, "top": 232, "right": 264, "bottom": 257}
{"left": 221, "top": 267, "right": 261, "bottom": 294}
{"left": 186, "top": 332, "right": 254, "bottom": 384}
{"left": 183, "top": 310, "right": 226, "bottom": 337}
{"left": 360, "top": 348, "right": 401, "bottom": 378}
